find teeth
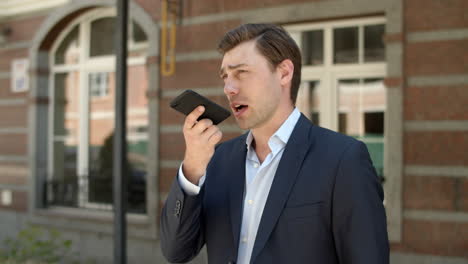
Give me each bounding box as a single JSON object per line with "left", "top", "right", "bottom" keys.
{"left": 235, "top": 104, "right": 241, "bottom": 108}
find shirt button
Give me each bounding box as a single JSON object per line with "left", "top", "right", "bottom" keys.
{"left": 242, "top": 237, "right": 247, "bottom": 243}
{"left": 248, "top": 200, "right": 253, "bottom": 205}
{"left": 253, "top": 163, "right": 259, "bottom": 168}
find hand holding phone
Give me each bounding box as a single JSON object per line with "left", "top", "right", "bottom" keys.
{"left": 169, "top": 90, "right": 228, "bottom": 184}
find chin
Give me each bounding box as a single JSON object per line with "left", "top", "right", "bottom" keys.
{"left": 235, "top": 119, "right": 251, "bottom": 130}
{"left": 236, "top": 121, "right": 249, "bottom": 130}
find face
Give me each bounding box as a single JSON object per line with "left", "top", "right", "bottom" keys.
{"left": 220, "top": 40, "right": 283, "bottom": 130}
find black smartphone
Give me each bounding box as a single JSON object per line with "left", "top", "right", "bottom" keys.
{"left": 170, "top": 90, "right": 231, "bottom": 125}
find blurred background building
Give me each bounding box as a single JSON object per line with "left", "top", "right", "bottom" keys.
{"left": 0, "top": 0, "right": 466, "bottom": 263}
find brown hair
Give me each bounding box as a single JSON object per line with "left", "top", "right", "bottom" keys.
{"left": 218, "top": 23, "right": 302, "bottom": 104}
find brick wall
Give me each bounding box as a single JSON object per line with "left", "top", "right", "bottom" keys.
{"left": 181, "top": 0, "right": 329, "bottom": 19}
{"left": 0, "top": 13, "right": 45, "bottom": 213}
{"left": 389, "top": 0, "right": 468, "bottom": 259}
{"left": 175, "top": 20, "right": 242, "bottom": 53}
{"left": 405, "top": 85, "right": 468, "bottom": 120}
{"left": 405, "top": 0, "right": 468, "bottom": 31}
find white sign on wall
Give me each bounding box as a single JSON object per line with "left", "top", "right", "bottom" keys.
{"left": 11, "top": 58, "right": 29, "bottom": 93}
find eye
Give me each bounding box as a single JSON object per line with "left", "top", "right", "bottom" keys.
{"left": 236, "top": 69, "right": 247, "bottom": 76}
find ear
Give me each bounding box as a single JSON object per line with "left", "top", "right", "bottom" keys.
{"left": 277, "top": 59, "right": 294, "bottom": 88}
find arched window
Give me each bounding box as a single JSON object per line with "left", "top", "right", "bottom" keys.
{"left": 47, "top": 8, "right": 149, "bottom": 214}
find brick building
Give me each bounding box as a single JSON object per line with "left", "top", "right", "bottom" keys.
{"left": 0, "top": 0, "right": 466, "bottom": 263}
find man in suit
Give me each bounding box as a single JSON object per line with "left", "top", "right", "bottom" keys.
{"left": 160, "top": 23, "right": 389, "bottom": 264}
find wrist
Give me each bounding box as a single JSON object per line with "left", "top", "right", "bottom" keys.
{"left": 182, "top": 162, "right": 204, "bottom": 185}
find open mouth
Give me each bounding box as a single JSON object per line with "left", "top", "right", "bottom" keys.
{"left": 232, "top": 104, "right": 249, "bottom": 116}
{"left": 234, "top": 104, "right": 247, "bottom": 112}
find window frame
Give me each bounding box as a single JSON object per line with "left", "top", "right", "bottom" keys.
{"left": 287, "top": 17, "right": 386, "bottom": 131}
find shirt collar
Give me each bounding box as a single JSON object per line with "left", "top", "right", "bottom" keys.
{"left": 245, "top": 108, "right": 301, "bottom": 154}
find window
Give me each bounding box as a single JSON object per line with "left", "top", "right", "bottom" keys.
{"left": 89, "top": 72, "right": 109, "bottom": 98}
{"left": 302, "top": 30, "right": 324, "bottom": 66}
{"left": 287, "top": 17, "right": 386, "bottom": 181}
{"left": 337, "top": 78, "right": 386, "bottom": 181}
{"left": 296, "top": 80, "right": 320, "bottom": 124}
{"left": 334, "top": 27, "right": 359, "bottom": 63}
{"left": 48, "top": 8, "right": 149, "bottom": 213}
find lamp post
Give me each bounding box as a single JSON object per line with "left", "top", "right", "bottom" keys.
{"left": 113, "top": 0, "right": 128, "bottom": 263}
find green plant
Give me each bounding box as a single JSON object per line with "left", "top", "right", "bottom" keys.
{"left": 0, "top": 225, "right": 92, "bottom": 264}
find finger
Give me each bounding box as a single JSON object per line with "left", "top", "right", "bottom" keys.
{"left": 192, "top": 118, "right": 213, "bottom": 134}
{"left": 208, "top": 130, "right": 223, "bottom": 145}
{"left": 202, "top": 125, "right": 219, "bottom": 140}
{"left": 184, "top": 106, "right": 205, "bottom": 130}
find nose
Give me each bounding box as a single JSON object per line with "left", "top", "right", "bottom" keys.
{"left": 223, "top": 79, "right": 239, "bottom": 96}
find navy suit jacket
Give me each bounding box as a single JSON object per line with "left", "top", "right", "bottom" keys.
{"left": 161, "top": 114, "right": 389, "bottom": 264}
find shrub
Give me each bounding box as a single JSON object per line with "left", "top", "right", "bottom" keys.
{"left": 0, "top": 225, "right": 93, "bottom": 264}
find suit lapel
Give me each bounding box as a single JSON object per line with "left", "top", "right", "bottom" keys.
{"left": 228, "top": 134, "right": 248, "bottom": 254}
{"left": 250, "top": 115, "right": 313, "bottom": 263}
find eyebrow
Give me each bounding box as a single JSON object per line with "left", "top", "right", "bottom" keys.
{"left": 219, "top": 63, "right": 248, "bottom": 77}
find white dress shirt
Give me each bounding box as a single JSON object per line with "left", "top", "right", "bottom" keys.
{"left": 178, "top": 108, "right": 301, "bottom": 264}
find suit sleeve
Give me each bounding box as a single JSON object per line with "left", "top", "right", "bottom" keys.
{"left": 332, "top": 140, "right": 389, "bottom": 264}
{"left": 160, "top": 173, "right": 205, "bottom": 263}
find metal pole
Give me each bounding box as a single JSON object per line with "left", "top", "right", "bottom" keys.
{"left": 114, "top": 0, "right": 128, "bottom": 263}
